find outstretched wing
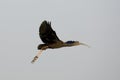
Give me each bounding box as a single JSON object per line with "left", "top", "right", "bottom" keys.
{"left": 39, "top": 20, "right": 61, "bottom": 44}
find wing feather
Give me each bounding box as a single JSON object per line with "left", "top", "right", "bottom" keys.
{"left": 39, "top": 20, "right": 61, "bottom": 43}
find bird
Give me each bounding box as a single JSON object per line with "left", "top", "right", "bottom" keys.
{"left": 31, "top": 20, "right": 89, "bottom": 63}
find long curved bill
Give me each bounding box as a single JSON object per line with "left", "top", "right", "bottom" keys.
{"left": 80, "top": 43, "right": 90, "bottom": 48}
{"left": 31, "top": 50, "right": 43, "bottom": 63}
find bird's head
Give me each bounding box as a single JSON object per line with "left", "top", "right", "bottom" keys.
{"left": 64, "top": 41, "right": 80, "bottom": 47}
{"left": 65, "top": 41, "right": 90, "bottom": 47}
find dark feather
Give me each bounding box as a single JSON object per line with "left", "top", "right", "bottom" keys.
{"left": 39, "top": 20, "right": 61, "bottom": 44}
{"left": 65, "top": 41, "right": 76, "bottom": 44}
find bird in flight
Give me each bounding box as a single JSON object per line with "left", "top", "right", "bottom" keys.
{"left": 31, "top": 20, "right": 89, "bottom": 63}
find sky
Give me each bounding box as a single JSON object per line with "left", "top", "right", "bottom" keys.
{"left": 0, "top": 0, "right": 120, "bottom": 80}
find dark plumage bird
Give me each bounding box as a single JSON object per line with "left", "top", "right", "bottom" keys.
{"left": 31, "top": 20, "right": 89, "bottom": 63}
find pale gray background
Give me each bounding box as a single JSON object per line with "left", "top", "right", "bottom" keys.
{"left": 0, "top": 0, "right": 120, "bottom": 80}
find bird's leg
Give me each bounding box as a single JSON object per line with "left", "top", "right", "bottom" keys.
{"left": 31, "top": 46, "right": 48, "bottom": 64}
{"left": 31, "top": 50, "right": 43, "bottom": 63}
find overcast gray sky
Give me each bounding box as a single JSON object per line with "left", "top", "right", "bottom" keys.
{"left": 0, "top": 0, "right": 120, "bottom": 80}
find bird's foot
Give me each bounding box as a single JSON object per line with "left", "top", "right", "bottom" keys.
{"left": 31, "top": 56, "right": 38, "bottom": 63}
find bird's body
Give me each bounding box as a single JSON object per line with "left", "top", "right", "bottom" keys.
{"left": 31, "top": 20, "right": 89, "bottom": 63}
